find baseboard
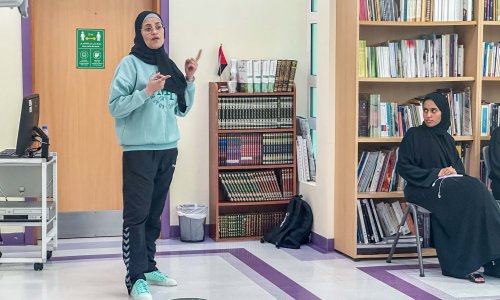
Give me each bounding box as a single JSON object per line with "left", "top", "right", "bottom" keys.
{"left": 309, "top": 232, "right": 335, "bottom": 253}
{"left": 58, "top": 211, "right": 123, "bottom": 238}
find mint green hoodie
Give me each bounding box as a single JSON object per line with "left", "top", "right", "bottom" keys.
{"left": 109, "top": 55, "right": 195, "bottom": 151}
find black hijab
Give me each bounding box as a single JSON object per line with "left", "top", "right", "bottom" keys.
{"left": 423, "top": 92, "right": 451, "bottom": 135}
{"left": 130, "top": 11, "right": 187, "bottom": 113}
{"left": 396, "top": 92, "right": 465, "bottom": 188}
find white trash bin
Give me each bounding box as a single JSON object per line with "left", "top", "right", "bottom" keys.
{"left": 176, "top": 204, "right": 208, "bottom": 242}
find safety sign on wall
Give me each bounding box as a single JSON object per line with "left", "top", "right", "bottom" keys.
{"left": 76, "top": 29, "right": 105, "bottom": 69}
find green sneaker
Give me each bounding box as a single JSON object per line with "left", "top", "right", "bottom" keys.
{"left": 130, "top": 279, "right": 152, "bottom": 300}
{"left": 145, "top": 270, "right": 178, "bottom": 286}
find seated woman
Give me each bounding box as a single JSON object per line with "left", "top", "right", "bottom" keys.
{"left": 489, "top": 127, "right": 500, "bottom": 200}
{"left": 397, "top": 92, "right": 500, "bottom": 283}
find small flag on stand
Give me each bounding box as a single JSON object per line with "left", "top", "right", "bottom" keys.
{"left": 217, "top": 44, "right": 227, "bottom": 76}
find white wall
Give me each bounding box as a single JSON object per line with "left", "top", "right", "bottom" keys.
{"left": 0, "top": 9, "right": 23, "bottom": 150}
{"left": 0, "top": 8, "right": 23, "bottom": 234}
{"left": 0, "top": 2, "right": 338, "bottom": 240}
{"left": 168, "top": 0, "right": 309, "bottom": 225}
{"left": 298, "top": 1, "right": 335, "bottom": 239}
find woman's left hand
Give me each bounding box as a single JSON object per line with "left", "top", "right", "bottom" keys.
{"left": 185, "top": 49, "right": 202, "bottom": 80}
{"left": 438, "top": 166, "right": 457, "bottom": 177}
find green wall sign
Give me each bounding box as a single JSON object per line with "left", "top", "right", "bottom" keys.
{"left": 76, "top": 29, "right": 105, "bottom": 69}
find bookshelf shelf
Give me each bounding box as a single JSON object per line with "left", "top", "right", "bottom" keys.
{"left": 218, "top": 91, "right": 294, "bottom": 97}
{"left": 481, "top": 136, "right": 491, "bottom": 141}
{"left": 218, "top": 200, "right": 290, "bottom": 207}
{"left": 356, "top": 247, "right": 437, "bottom": 259}
{"left": 454, "top": 135, "right": 475, "bottom": 141}
{"left": 214, "top": 236, "right": 262, "bottom": 242}
{"left": 483, "top": 21, "right": 500, "bottom": 26}
{"left": 336, "top": 0, "right": 483, "bottom": 259}
{"left": 218, "top": 128, "right": 294, "bottom": 133}
{"left": 359, "top": 136, "right": 473, "bottom": 143}
{"left": 209, "top": 82, "right": 297, "bottom": 242}
{"left": 358, "top": 137, "right": 402, "bottom": 143}
{"left": 357, "top": 192, "right": 404, "bottom": 198}
{"left": 358, "top": 77, "right": 475, "bottom": 83}
{"left": 219, "top": 164, "right": 295, "bottom": 170}
{"left": 359, "top": 21, "right": 477, "bottom": 26}
{"left": 482, "top": 77, "right": 500, "bottom": 81}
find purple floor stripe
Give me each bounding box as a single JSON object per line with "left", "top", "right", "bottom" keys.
{"left": 51, "top": 248, "right": 320, "bottom": 299}
{"left": 358, "top": 264, "right": 442, "bottom": 300}
{"left": 227, "top": 248, "right": 321, "bottom": 300}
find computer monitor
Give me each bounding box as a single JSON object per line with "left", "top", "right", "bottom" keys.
{"left": 15, "top": 94, "right": 46, "bottom": 157}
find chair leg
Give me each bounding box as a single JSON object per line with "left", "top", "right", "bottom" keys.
{"left": 387, "top": 204, "right": 411, "bottom": 263}
{"left": 411, "top": 204, "right": 425, "bottom": 277}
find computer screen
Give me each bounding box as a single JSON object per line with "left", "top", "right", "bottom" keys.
{"left": 15, "top": 94, "right": 40, "bottom": 157}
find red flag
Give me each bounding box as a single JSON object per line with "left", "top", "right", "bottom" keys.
{"left": 218, "top": 44, "right": 227, "bottom": 76}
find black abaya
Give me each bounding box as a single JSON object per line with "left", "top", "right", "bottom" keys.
{"left": 489, "top": 127, "right": 500, "bottom": 200}
{"left": 397, "top": 93, "right": 500, "bottom": 278}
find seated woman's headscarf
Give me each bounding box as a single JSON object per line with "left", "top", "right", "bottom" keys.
{"left": 422, "top": 92, "right": 450, "bottom": 135}
{"left": 130, "top": 11, "right": 187, "bottom": 113}
{"left": 396, "top": 91, "right": 466, "bottom": 187}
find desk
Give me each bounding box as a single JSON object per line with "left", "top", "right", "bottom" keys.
{"left": 0, "top": 153, "right": 58, "bottom": 270}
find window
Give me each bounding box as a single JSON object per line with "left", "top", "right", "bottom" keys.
{"left": 307, "top": 0, "right": 317, "bottom": 179}
{"left": 311, "top": 0, "right": 317, "bottom": 12}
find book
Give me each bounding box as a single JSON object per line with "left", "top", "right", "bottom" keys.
{"left": 237, "top": 60, "right": 254, "bottom": 93}
{"left": 261, "top": 60, "right": 270, "bottom": 93}
{"left": 252, "top": 60, "right": 262, "bottom": 93}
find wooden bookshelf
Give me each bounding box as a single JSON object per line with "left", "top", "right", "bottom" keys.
{"left": 335, "top": 0, "right": 485, "bottom": 259}
{"left": 482, "top": 77, "right": 500, "bottom": 81}
{"left": 358, "top": 77, "right": 475, "bottom": 82}
{"left": 359, "top": 21, "right": 477, "bottom": 26}
{"left": 208, "top": 82, "right": 297, "bottom": 241}
{"left": 481, "top": 12, "right": 500, "bottom": 180}
{"left": 483, "top": 21, "right": 500, "bottom": 26}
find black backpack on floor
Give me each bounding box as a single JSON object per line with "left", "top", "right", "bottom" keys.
{"left": 260, "top": 195, "right": 313, "bottom": 249}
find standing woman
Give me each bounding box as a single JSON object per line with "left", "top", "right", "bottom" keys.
{"left": 397, "top": 92, "right": 500, "bottom": 283}
{"left": 109, "top": 11, "right": 200, "bottom": 300}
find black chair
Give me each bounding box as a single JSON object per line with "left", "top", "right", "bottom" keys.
{"left": 386, "top": 202, "right": 429, "bottom": 277}
{"left": 482, "top": 145, "right": 500, "bottom": 209}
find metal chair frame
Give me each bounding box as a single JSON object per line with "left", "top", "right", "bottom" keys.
{"left": 386, "top": 202, "right": 428, "bottom": 277}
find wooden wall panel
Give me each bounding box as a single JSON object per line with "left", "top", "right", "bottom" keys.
{"left": 32, "top": 0, "right": 158, "bottom": 211}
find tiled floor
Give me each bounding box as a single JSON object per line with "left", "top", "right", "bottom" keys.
{"left": 0, "top": 237, "right": 499, "bottom": 299}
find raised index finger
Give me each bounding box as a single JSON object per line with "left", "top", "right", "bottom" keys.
{"left": 195, "top": 49, "right": 202, "bottom": 61}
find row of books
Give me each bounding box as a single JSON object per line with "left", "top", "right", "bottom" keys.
{"left": 359, "top": 34, "right": 464, "bottom": 78}
{"left": 218, "top": 211, "right": 285, "bottom": 239}
{"left": 218, "top": 132, "right": 294, "bottom": 166}
{"left": 217, "top": 96, "right": 293, "bottom": 129}
{"left": 359, "top": 88, "right": 472, "bottom": 138}
{"left": 356, "top": 198, "right": 431, "bottom": 249}
{"left": 359, "top": 94, "right": 422, "bottom": 138}
{"left": 484, "top": 0, "right": 500, "bottom": 20}
{"left": 480, "top": 146, "right": 490, "bottom": 186}
{"left": 360, "top": 0, "right": 474, "bottom": 22}
{"left": 456, "top": 141, "right": 471, "bottom": 172}
{"left": 219, "top": 169, "right": 294, "bottom": 202}
{"left": 296, "top": 117, "right": 316, "bottom": 182}
{"left": 483, "top": 42, "right": 500, "bottom": 77}
{"left": 440, "top": 87, "right": 473, "bottom": 136}
{"left": 481, "top": 102, "right": 500, "bottom": 136}
{"left": 358, "top": 148, "right": 405, "bottom": 193}
{"left": 235, "top": 59, "right": 297, "bottom": 93}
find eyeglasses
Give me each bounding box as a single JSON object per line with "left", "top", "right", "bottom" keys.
{"left": 142, "top": 24, "right": 165, "bottom": 34}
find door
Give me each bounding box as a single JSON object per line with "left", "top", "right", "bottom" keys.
{"left": 32, "top": 0, "right": 159, "bottom": 235}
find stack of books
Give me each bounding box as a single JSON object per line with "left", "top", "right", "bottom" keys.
{"left": 359, "top": 34, "right": 465, "bottom": 78}
{"left": 234, "top": 59, "right": 297, "bottom": 93}
{"left": 359, "top": 0, "right": 474, "bottom": 22}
